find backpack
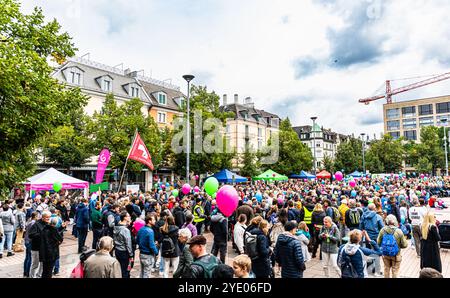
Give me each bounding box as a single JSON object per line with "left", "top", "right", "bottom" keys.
{"left": 381, "top": 229, "right": 400, "bottom": 257}
{"left": 348, "top": 209, "right": 361, "bottom": 226}
{"left": 331, "top": 207, "right": 341, "bottom": 223}
{"left": 338, "top": 250, "right": 359, "bottom": 278}
{"left": 192, "top": 255, "right": 220, "bottom": 278}
{"left": 269, "top": 222, "right": 285, "bottom": 245}
{"left": 244, "top": 231, "right": 259, "bottom": 260}
{"left": 161, "top": 235, "right": 176, "bottom": 257}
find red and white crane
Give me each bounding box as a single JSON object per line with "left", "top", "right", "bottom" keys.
{"left": 358, "top": 71, "right": 450, "bottom": 105}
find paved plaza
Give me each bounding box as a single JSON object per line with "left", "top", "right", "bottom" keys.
{"left": 1, "top": 199, "right": 449, "bottom": 278}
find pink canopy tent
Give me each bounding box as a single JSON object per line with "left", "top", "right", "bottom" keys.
{"left": 24, "top": 167, "right": 89, "bottom": 198}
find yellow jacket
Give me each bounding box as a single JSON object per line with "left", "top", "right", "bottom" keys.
{"left": 338, "top": 204, "right": 349, "bottom": 224}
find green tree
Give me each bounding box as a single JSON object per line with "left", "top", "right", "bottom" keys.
{"left": 334, "top": 137, "right": 363, "bottom": 174}
{"left": 365, "top": 135, "right": 404, "bottom": 173}
{"left": 0, "top": 0, "right": 87, "bottom": 197}
{"left": 239, "top": 144, "right": 259, "bottom": 178}
{"left": 322, "top": 154, "right": 335, "bottom": 172}
{"left": 88, "top": 94, "right": 162, "bottom": 174}
{"left": 416, "top": 126, "right": 444, "bottom": 174}
{"left": 173, "top": 85, "right": 236, "bottom": 177}
{"left": 263, "top": 118, "right": 313, "bottom": 175}
{"left": 416, "top": 156, "right": 433, "bottom": 174}
{"left": 41, "top": 107, "right": 93, "bottom": 171}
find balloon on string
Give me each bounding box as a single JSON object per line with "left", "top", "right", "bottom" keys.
{"left": 53, "top": 181, "right": 62, "bottom": 192}
{"left": 172, "top": 189, "right": 179, "bottom": 197}
{"left": 321, "top": 180, "right": 325, "bottom": 185}
{"left": 424, "top": 177, "right": 428, "bottom": 182}
{"left": 304, "top": 179, "right": 308, "bottom": 182}
{"left": 351, "top": 190, "right": 357, "bottom": 197}
{"left": 166, "top": 182, "right": 170, "bottom": 187}
{"left": 194, "top": 175, "right": 199, "bottom": 180}
{"left": 216, "top": 185, "right": 239, "bottom": 217}
{"left": 133, "top": 219, "right": 145, "bottom": 233}
{"left": 182, "top": 184, "right": 191, "bottom": 195}
{"left": 194, "top": 186, "right": 200, "bottom": 193}
{"left": 420, "top": 174, "right": 425, "bottom": 179}
{"left": 255, "top": 192, "right": 263, "bottom": 203}
{"left": 161, "top": 184, "right": 166, "bottom": 190}
{"left": 211, "top": 192, "right": 217, "bottom": 199}
{"left": 349, "top": 180, "right": 356, "bottom": 188}
{"left": 204, "top": 177, "right": 219, "bottom": 195}
{"left": 335, "top": 171, "right": 343, "bottom": 181}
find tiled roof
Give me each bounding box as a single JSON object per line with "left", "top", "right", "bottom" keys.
{"left": 219, "top": 103, "right": 280, "bottom": 125}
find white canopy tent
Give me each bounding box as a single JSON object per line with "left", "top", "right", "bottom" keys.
{"left": 24, "top": 167, "right": 89, "bottom": 198}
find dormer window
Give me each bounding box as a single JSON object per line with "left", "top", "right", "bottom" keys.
{"left": 131, "top": 86, "right": 139, "bottom": 97}
{"left": 158, "top": 93, "right": 167, "bottom": 105}
{"left": 64, "top": 66, "right": 84, "bottom": 86}
{"left": 102, "top": 79, "right": 112, "bottom": 92}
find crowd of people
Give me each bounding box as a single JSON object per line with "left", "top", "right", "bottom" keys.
{"left": 0, "top": 175, "right": 448, "bottom": 279}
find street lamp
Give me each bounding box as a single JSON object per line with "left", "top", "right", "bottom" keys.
{"left": 311, "top": 117, "right": 318, "bottom": 174}
{"left": 441, "top": 118, "right": 449, "bottom": 176}
{"left": 183, "top": 74, "right": 195, "bottom": 183}
{"left": 360, "top": 133, "right": 366, "bottom": 174}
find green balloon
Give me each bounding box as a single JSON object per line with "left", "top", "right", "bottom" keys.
{"left": 172, "top": 189, "right": 179, "bottom": 197}
{"left": 204, "top": 177, "right": 219, "bottom": 196}
{"left": 53, "top": 181, "right": 62, "bottom": 192}
{"left": 211, "top": 192, "right": 217, "bottom": 199}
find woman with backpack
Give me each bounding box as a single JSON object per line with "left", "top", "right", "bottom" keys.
{"left": 420, "top": 211, "right": 442, "bottom": 273}
{"left": 160, "top": 215, "right": 180, "bottom": 278}
{"left": 246, "top": 217, "right": 272, "bottom": 278}
{"left": 377, "top": 214, "right": 408, "bottom": 278}
{"left": 311, "top": 203, "right": 326, "bottom": 259}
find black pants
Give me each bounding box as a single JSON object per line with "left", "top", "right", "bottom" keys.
{"left": 41, "top": 261, "right": 56, "bottom": 278}
{"left": 312, "top": 228, "right": 321, "bottom": 257}
{"left": 211, "top": 242, "right": 227, "bottom": 263}
{"left": 77, "top": 228, "right": 88, "bottom": 253}
{"left": 195, "top": 221, "right": 204, "bottom": 235}
{"left": 115, "top": 249, "right": 130, "bottom": 278}
{"left": 92, "top": 228, "right": 103, "bottom": 249}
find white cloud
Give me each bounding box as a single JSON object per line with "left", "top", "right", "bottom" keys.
{"left": 20, "top": 0, "right": 450, "bottom": 137}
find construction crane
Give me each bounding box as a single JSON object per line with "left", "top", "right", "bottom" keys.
{"left": 358, "top": 71, "right": 450, "bottom": 105}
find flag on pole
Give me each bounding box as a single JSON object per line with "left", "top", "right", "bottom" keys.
{"left": 128, "top": 132, "right": 154, "bottom": 170}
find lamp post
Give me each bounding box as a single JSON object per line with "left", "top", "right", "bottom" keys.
{"left": 360, "top": 133, "right": 366, "bottom": 174}
{"left": 311, "top": 117, "right": 318, "bottom": 174}
{"left": 441, "top": 118, "right": 449, "bottom": 176}
{"left": 183, "top": 74, "right": 195, "bottom": 183}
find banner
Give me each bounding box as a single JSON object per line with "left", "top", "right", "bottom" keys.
{"left": 89, "top": 182, "right": 109, "bottom": 193}
{"left": 95, "top": 148, "right": 111, "bottom": 184}
{"left": 128, "top": 132, "right": 154, "bottom": 170}
{"left": 126, "top": 184, "right": 140, "bottom": 194}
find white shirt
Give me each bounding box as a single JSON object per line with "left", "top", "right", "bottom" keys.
{"left": 234, "top": 222, "right": 247, "bottom": 254}
{"left": 409, "top": 206, "right": 427, "bottom": 226}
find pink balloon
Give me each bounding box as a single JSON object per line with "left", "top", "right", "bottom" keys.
{"left": 277, "top": 198, "right": 284, "bottom": 205}
{"left": 335, "top": 171, "right": 343, "bottom": 181}
{"left": 349, "top": 180, "right": 356, "bottom": 188}
{"left": 194, "top": 186, "right": 200, "bottom": 193}
{"left": 133, "top": 219, "right": 145, "bottom": 233}
{"left": 303, "top": 179, "right": 308, "bottom": 182}
{"left": 161, "top": 184, "right": 166, "bottom": 189}
{"left": 216, "top": 185, "right": 239, "bottom": 217}
{"left": 182, "top": 184, "right": 191, "bottom": 195}
{"left": 194, "top": 175, "right": 199, "bottom": 180}
{"left": 420, "top": 174, "right": 425, "bottom": 179}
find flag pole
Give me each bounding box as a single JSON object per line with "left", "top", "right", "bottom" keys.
{"left": 118, "top": 129, "right": 138, "bottom": 192}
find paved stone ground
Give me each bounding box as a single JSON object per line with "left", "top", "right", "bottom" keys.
{"left": 1, "top": 199, "right": 449, "bottom": 278}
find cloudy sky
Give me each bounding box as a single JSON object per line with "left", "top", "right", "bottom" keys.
{"left": 22, "top": 0, "right": 450, "bottom": 137}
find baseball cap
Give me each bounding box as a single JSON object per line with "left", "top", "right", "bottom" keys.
{"left": 187, "top": 235, "right": 207, "bottom": 245}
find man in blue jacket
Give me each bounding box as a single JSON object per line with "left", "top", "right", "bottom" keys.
{"left": 75, "top": 198, "right": 90, "bottom": 253}
{"left": 274, "top": 221, "right": 305, "bottom": 278}
{"left": 136, "top": 212, "right": 159, "bottom": 278}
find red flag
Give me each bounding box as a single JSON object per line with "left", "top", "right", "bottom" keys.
{"left": 128, "top": 132, "right": 154, "bottom": 170}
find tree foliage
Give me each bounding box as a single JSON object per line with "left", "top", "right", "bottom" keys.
{"left": 322, "top": 154, "right": 335, "bottom": 173}
{"left": 416, "top": 126, "right": 444, "bottom": 174}
{"left": 365, "top": 134, "right": 404, "bottom": 173}
{"left": 239, "top": 144, "right": 259, "bottom": 178}
{"left": 334, "top": 137, "right": 363, "bottom": 174}
{"left": 263, "top": 118, "right": 313, "bottom": 175}
{"left": 0, "top": 0, "right": 86, "bottom": 196}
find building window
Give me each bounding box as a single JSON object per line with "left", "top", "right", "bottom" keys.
{"left": 317, "top": 143, "right": 321, "bottom": 147}
{"left": 419, "top": 104, "right": 433, "bottom": 116}
{"left": 245, "top": 125, "right": 249, "bottom": 137}
{"left": 436, "top": 102, "right": 450, "bottom": 114}
{"left": 258, "top": 139, "right": 263, "bottom": 150}
{"left": 387, "top": 120, "right": 400, "bottom": 131}
{"left": 157, "top": 112, "right": 166, "bottom": 123}
{"left": 102, "top": 79, "right": 112, "bottom": 92}
{"left": 258, "top": 128, "right": 263, "bottom": 138}
{"left": 386, "top": 108, "right": 400, "bottom": 119}
{"left": 403, "top": 130, "right": 417, "bottom": 141}
{"left": 69, "top": 70, "right": 82, "bottom": 85}
{"left": 226, "top": 125, "right": 230, "bottom": 134}
{"left": 402, "top": 119, "right": 416, "bottom": 129}
{"left": 402, "top": 106, "right": 416, "bottom": 118}
{"left": 419, "top": 117, "right": 434, "bottom": 127}
{"left": 131, "top": 86, "right": 139, "bottom": 97}
{"left": 390, "top": 131, "right": 400, "bottom": 140}
{"left": 158, "top": 93, "right": 167, "bottom": 105}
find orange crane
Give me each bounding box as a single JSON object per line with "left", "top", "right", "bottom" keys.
{"left": 358, "top": 71, "right": 450, "bottom": 105}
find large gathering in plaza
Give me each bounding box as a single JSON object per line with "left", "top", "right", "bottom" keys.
{"left": 2, "top": 0, "right": 450, "bottom": 281}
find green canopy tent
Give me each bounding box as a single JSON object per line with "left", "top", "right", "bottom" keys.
{"left": 253, "top": 169, "right": 289, "bottom": 181}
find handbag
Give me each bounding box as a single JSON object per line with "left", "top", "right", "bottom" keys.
{"left": 70, "top": 262, "right": 84, "bottom": 278}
